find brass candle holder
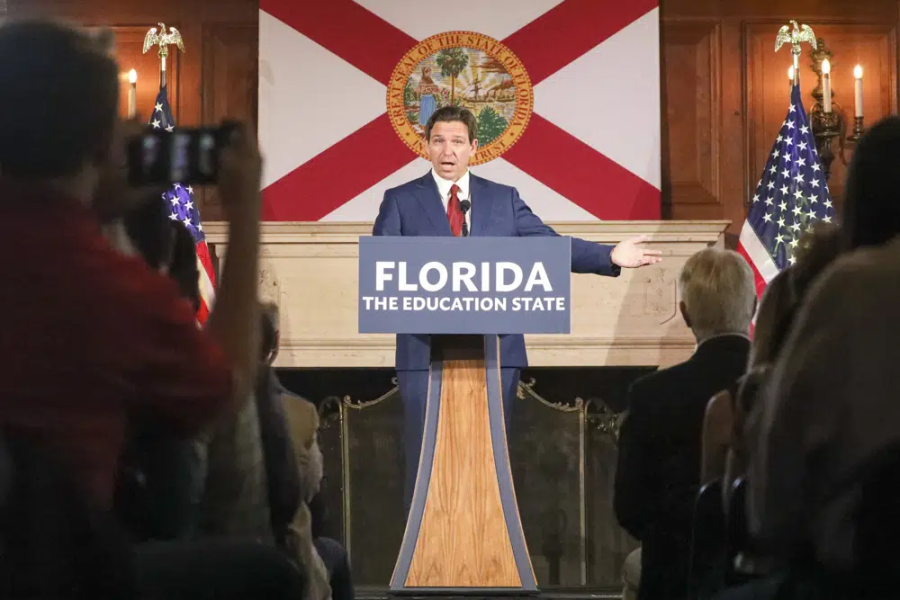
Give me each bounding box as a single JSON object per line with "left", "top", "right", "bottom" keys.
{"left": 848, "top": 115, "right": 865, "bottom": 143}
{"left": 808, "top": 38, "right": 848, "bottom": 182}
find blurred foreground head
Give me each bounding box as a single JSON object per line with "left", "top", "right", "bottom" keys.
{"left": 0, "top": 20, "right": 119, "bottom": 199}
{"left": 842, "top": 115, "right": 900, "bottom": 250}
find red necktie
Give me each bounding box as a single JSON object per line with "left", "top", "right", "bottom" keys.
{"left": 447, "top": 184, "right": 463, "bottom": 237}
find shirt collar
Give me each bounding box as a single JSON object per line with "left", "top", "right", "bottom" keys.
{"left": 695, "top": 332, "right": 751, "bottom": 352}
{"left": 431, "top": 168, "right": 470, "bottom": 201}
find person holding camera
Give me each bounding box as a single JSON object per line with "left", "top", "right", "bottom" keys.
{"left": 0, "top": 18, "right": 306, "bottom": 599}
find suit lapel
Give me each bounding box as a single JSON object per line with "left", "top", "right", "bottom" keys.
{"left": 470, "top": 174, "right": 493, "bottom": 237}
{"left": 414, "top": 172, "right": 452, "bottom": 236}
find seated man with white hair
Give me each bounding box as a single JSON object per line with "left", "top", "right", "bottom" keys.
{"left": 614, "top": 248, "right": 757, "bottom": 600}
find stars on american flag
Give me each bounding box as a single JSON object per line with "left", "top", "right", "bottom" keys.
{"left": 162, "top": 179, "right": 205, "bottom": 239}
{"left": 746, "top": 84, "right": 835, "bottom": 268}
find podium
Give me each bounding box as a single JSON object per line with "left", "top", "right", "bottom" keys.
{"left": 358, "top": 236, "right": 572, "bottom": 594}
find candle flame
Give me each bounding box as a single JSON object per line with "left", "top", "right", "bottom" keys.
{"left": 128, "top": 69, "right": 137, "bottom": 84}
{"left": 854, "top": 65, "right": 863, "bottom": 79}
{"left": 821, "top": 59, "right": 831, "bottom": 75}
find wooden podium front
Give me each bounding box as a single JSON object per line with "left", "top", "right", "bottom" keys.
{"left": 390, "top": 335, "right": 537, "bottom": 594}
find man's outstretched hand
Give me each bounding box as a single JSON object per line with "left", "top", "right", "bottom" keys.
{"left": 610, "top": 235, "right": 663, "bottom": 268}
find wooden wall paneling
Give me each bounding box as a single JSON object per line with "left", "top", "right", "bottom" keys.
{"left": 198, "top": 23, "right": 259, "bottom": 220}
{"left": 718, "top": 19, "right": 749, "bottom": 245}
{"left": 745, "top": 21, "right": 898, "bottom": 209}
{"left": 174, "top": 22, "right": 204, "bottom": 128}
{"left": 661, "top": 19, "right": 721, "bottom": 216}
{"left": 659, "top": 0, "right": 900, "bottom": 240}
{"left": 662, "top": 0, "right": 900, "bottom": 19}
{"left": 7, "top": 0, "right": 257, "bottom": 25}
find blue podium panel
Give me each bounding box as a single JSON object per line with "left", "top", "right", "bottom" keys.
{"left": 358, "top": 236, "right": 571, "bottom": 335}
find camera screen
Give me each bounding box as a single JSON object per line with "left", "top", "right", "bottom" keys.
{"left": 128, "top": 125, "right": 227, "bottom": 187}
{"left": 141, "top": 135, "right": 162, "bottom": 177}
{"left": 199, "top": 132, "right": 216, "bottom": 178}
{"left": 171, "top": 133, "right": 191, "bottom": 182}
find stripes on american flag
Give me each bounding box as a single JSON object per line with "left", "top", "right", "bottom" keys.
{"left": 737, "top": 82, "right": 836, "bottom": 298}
{"left": 151, "top": 83, "right": 217, "bottom": 325}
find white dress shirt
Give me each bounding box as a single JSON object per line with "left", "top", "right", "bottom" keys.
{"left": 431, "top": 168, "right": 471, "bottom": 233}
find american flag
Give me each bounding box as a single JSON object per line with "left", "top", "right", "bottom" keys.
{"left": 737, "top": 82, "right": 836, "bottom": 297}
{"left": 151, "top": 83, "right": 217, "bottom": 325}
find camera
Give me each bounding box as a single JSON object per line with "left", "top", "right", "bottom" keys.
{"left": 127, "top": 121, "right": 239, "bottom": 186}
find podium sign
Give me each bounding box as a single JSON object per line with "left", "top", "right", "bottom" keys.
{"left": 359, "top": 237, "right": 569, "bottom": 594}
{"left": 358, "top": 236, "right": 571, "bottom": 334}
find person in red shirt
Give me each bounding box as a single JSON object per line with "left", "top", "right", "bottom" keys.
{"left": 0, "top": 20, "right": 261, "bottom": 509}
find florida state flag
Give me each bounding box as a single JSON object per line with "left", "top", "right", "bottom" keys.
{"left": 259, "top": 0, "right": 661, "bottom": 222}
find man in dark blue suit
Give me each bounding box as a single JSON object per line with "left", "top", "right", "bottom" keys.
{"left": 373, "top": 106, "right": 661, "bottom": 507}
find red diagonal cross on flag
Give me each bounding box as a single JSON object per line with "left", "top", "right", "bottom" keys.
{"left": 260, "top": 0, "right": 661, "bottom": 222}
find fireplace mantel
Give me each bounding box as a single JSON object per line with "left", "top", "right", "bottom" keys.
{"left": 205, "top": 221, "right": 729, "bottom": 370}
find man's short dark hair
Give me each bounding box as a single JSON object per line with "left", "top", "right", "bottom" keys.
{"left": 425, "top": 106, "right": 477, "bottom": 143}
{"left": 0, "top": 20, "right": 119, "bottom": 180}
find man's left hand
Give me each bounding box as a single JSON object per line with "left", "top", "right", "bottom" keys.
{"left": 610, "top": 235, "right": 663, "bottom": 268}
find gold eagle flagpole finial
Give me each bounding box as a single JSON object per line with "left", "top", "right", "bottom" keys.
{"left": 775, "top": 20, "right": 817, "bottom": 84}
{"left": 143, "top": 23, "right": 185, "bottom": 81}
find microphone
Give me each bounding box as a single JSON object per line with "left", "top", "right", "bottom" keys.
{"left": 460, "top": 199, "right": 471, "bottom": 237}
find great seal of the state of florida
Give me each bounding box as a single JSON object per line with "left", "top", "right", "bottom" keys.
{"left": 386, "top": 31, "right": 533, "bottom": 165}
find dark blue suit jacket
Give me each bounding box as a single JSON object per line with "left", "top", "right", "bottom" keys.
{"left": 372, "top": 171, "right": 620, "bottom": 370}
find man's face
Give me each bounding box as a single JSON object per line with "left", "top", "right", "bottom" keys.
{"left": 427, "top": 120, "right": 478, "bottom": 181}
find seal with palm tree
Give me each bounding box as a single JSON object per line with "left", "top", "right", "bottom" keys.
{"left": 387, "top": 31, "right": 534, "bottom": 165}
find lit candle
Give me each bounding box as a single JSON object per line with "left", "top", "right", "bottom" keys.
{"left": 821, "top": 59, "right": 832, "bottom": 113}
{"left": 127, "top": 69, "right": 137, "bottom": 118}
{"left": 854, "top": 65, "right": 863, "bottom": 117}
{"left": 788, "top": 66, "right": 795, "bottom": 87}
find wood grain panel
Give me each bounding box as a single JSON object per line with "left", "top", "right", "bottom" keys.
{"left": 664, "top": 0, "right": 900, "bottom": 19}
{"left": 662, "top": 19, "right": 721, "bottom": 208}
{"left": 745, "top": 21, "right": 898, "bottom": 208}
{"left": 406, "top": 358, "right": 520, "bottom": 588}
{"left": 8, "top": 0, "right": 257, "bottom": 24}
{"left": 199, "top": 23, "right": 259, "bottom": 216}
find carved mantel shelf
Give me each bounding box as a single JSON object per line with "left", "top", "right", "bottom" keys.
{"left": 205, "top": 220, "right": 729, "bottom": 369}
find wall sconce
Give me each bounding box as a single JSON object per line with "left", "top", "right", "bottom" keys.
{"left": 808, "top": 37, "right": 847, "bottom": 182}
